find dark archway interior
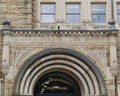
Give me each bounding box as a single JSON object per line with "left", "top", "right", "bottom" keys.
{"left": 33, "top": 72, "right": 81, "bottom": 96}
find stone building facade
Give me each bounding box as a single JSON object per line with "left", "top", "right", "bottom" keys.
{"left": 0, "top": 0, "right": 120, "bottom": 96}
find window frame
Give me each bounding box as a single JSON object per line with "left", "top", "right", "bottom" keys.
{"left": 91, "top": 3, "right": 106, "bottom": 23}
{"left": 66, "top": 3, "right": 80, "bottom": 23}
{"left": 41, "top": 3, "right": 55, "bottom": 24}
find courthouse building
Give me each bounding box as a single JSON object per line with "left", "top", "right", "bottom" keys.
{"left": 0, "top": 0, "right": 120, "bottom": 96}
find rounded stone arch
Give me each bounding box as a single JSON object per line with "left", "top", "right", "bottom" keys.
{"left": 12, "top": 48, "right": 108, "bottom": 96}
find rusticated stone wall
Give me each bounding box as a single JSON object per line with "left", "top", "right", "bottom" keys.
{"left": 0, "top": 0, "right": 33, "bottom": 29}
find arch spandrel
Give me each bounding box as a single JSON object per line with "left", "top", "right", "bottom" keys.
{"left": 13, "top": 48, "right": 108, "bottom": 96}
{"left": 15, "top": 48, "right": 106, "bottom": 80}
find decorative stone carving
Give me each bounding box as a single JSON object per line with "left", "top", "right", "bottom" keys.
{"left": 86, "top": 47, "right": 107, "bottom": 68}
{"left": 86, "top": 47, "right": 118, "bottom": 83}
{"left": 86, "top": 47, "right": 109, "bottom": 79}
{"left": 14, "top": 49, "right": 34, "bottom": 67}
{"left": 2, "top": 65, "right": 9, "bottom": 75}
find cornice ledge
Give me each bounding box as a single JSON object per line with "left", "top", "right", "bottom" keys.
{"left": 1, "top": 29, "right": 118, "bottom": 37}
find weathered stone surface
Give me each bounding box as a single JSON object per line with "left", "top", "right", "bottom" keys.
{"left": 0, "top": 0, "right": 32, "bottom": 29}
{"left": 0, "top": 0, "right": 120, "bottom": 96}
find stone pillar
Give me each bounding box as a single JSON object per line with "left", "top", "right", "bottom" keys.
{"left": 2, "top": 20, "right": 10, "bottom": 75}
{"left": 109, "top": 35, "right": 117, "bottom": 67}
{"left": 56, "top": 0, "right": 65, "bottom": 29}
{"left": 56, "top": 0, "right": 62, "bottom": 22}
{"left": 0, "top": 79, "right": 1, "bottom": 96}
{"left": 35, "top": 0, "right": 41, "bottom": 28}
{"left": 109, "top": 34, "right": 118, "bottom": 96}
{"left": 117, "top": 81, "right": 120, "bottom": 96}
{"left": 2, "top": 40, "right": 9, "bottom": 75}
{"left": 81, "top": 0, "right": 87, "bottom": 21}
{"left": 0, "top": 78, "right": 3, "bottom": 96}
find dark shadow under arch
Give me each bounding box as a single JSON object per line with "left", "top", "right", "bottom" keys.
{"left": 33, "top": 72, "right": 81, "bottom": 96}
{"left": 12, "top": 48, "right": 108, "bottom": 96}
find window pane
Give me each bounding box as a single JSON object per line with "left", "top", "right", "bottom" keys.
{"left": 41, "top": 3, "right": 55, "bottom": 23}
{"left": 117, "top": 4, "right": 120, "bottom": 13}
{"left": 117, "top": 4, "right": 120, "bottom": 23}
{"left": 42, "top": 15, "right": 54, "bottom": 23}
{"left": 67, "top": 15, "right": 80, "bottom": 23}
{"left": 42, "top": 4, "right": 54, "bottom": 13}
{"left": 92, "top": 15, "right": 105, "bottom": 23}
{"left": 92, "top": 4, "right": 105, "bottom": 13}
{"left": 66, "top": 4, "right": 80, "bottom": 23}
{"left": 92, "top": 4, "right": 106, "bottom": 23}
{"left": 118, "top": 15, "right": 120, "bottom": 22}
{"left": 67, "top": 4, "right": 80, "bottom": 13}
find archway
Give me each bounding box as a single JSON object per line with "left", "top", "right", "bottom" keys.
{"left": 33, "top": 72, "right": 81, "bottom": 96}
{"left": 12, "top": 48, "right": 108, "bottom": 96}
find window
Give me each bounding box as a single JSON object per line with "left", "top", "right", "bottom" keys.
{"left": 117, "top": 4, "right": 120, "bottom": 23}
{"left": 41, "top": 3, "right": 55, "bottom": 23}
{"left": 66, "top": 4, "right": 80, "bottom": 23}
{"left": 92, "top": 4, "right": 106, "bottom": 23}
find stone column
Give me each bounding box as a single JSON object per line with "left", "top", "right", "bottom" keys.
{"left": 0, "top": 78, "right": 3, "bottom": 96}
{"left": 35, "top": 0, "right": 41, "bottom": 28}
{"left": 2, "top": 21, "right": 10, "bottom": 75}
{"left": 117, "top": 81, "right": 120, "bottom": 96}
{"left": 0, "top": 79, "right": 1, "bottom": 96}
{"left": 109, "top": 33, "right": 118, "bottom": 96}
{"left": 2, "top": 35, "right": 9, "bottom": 75}
{"left": 109, "top": 35, "right": 117, "bottom": 67}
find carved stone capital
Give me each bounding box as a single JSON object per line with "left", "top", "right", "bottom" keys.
{"left": 110, "top": 66, "right": 118, "bottom": 76}
{"left": 3, "top": 30, "right": 11, "bottom": 36}
{"left": 0, "top": 71, "right": 4, "bottom": 78}
{"left": 2, "top": 64, "right": 9, "bottom": 75}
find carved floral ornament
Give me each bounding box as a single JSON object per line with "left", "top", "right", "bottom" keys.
{"left": 86, "top": 48, "right": 107, "bottom": 68}
{"left": 14, "top": 49, "right": 34, "bottom": 67}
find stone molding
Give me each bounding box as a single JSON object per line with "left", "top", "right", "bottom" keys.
{"left": 1, "top": 29, "right": 118, "bottom": 37}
